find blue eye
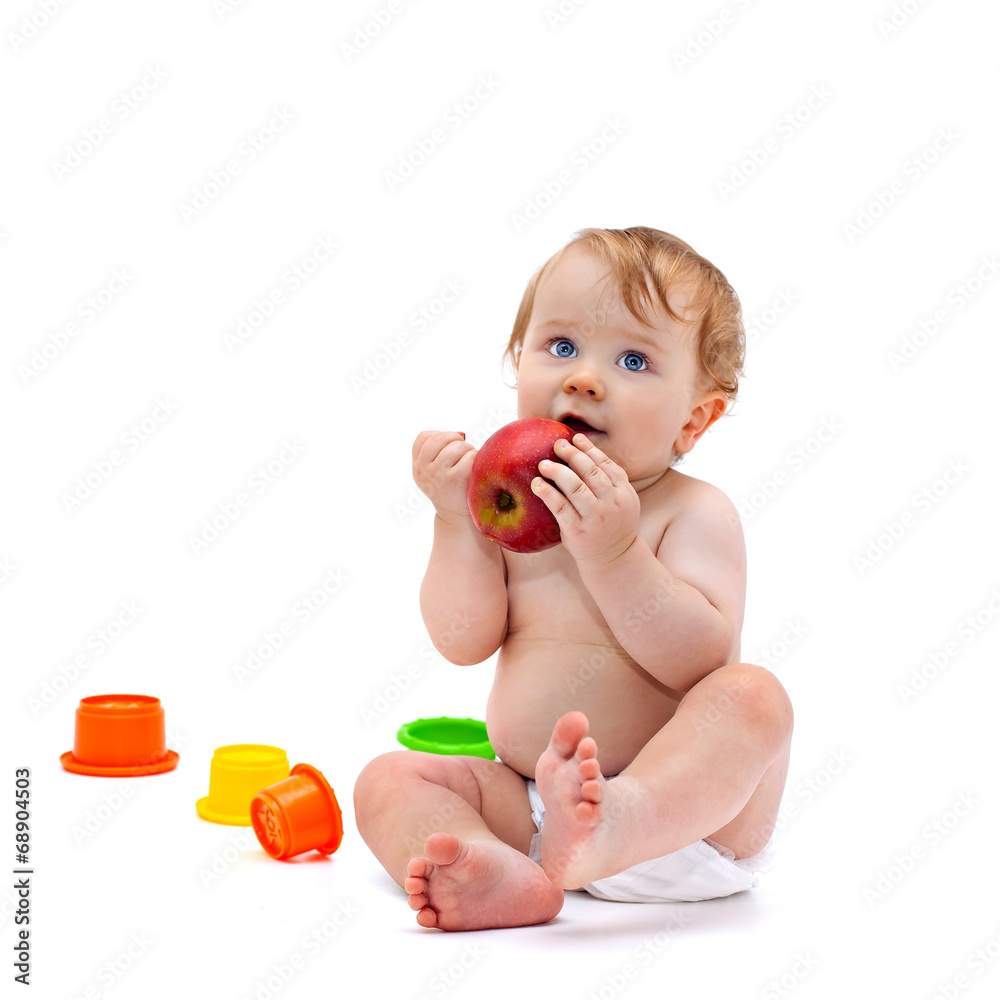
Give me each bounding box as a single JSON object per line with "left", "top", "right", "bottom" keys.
{"left": 548, "top": 339, "right": 577, "bottom": 358}
{"left": 618, "top": 351, "right": 649, "bottom": 372}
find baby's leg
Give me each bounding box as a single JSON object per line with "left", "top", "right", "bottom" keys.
{"left": 536, "top": 663, "right": 792, "bottom": 889}
{"left": 354, "top": 750, "right": 563, "bottom": 930}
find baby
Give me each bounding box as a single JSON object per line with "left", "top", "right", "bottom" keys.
{"left": 354, "top": 227, "right": 793, "bottom": 930}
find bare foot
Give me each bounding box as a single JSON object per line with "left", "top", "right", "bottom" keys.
{"left": 404, "top": 832, "right": 563, "bottom": 931}
{"left": 534, "top": 711, "right": 634, "bottom": 889}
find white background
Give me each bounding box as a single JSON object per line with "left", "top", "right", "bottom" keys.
{"left": 4, "top": 0, "right": 999, "bottom": 997}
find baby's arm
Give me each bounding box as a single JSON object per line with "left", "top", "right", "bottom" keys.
{"left": 412, "top": 431, "right": 508, "bottom": 665}
{"left": 531, "top": 434, "right": 743, "bottom": 691}
{"left": 578, "top": 485, "right": 745, "bottom": 691}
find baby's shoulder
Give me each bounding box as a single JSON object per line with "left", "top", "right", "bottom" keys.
{"left": 642, "top": 470, "right": 742, "bottom": 548}
{"left": 648, "top": 467, "right": 738, "bottom": 514}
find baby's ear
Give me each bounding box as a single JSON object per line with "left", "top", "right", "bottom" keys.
{"left": 677, "top": 394, "right": 727, "bottom": 453}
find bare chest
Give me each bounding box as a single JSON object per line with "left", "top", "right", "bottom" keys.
{"left": 500, "top": 506, "right": 669, "bottom": 642}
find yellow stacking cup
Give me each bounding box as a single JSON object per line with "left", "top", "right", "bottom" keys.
{"left": 195, "top": 744, "right": 290, "bottom": 826}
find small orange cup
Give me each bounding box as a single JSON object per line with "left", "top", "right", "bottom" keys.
{"left": 60, "top": 694, "right": 179, "bottom": 777}
{"left": 251, "top": 763, "right": 343, "bottom": 860}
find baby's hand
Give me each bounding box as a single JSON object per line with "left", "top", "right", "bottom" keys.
{"left": 531, "top": 434, "right": 639, "bottom": 566}
{"left": 412, "top": 430, "right": 476, "bottom": 526}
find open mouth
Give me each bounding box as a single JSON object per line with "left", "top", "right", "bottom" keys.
{"left": 558, "top": 414, "right": 603, "bottom": 436}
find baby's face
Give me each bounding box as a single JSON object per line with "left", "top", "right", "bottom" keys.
{"left": 516, "top": 244, "right": 717, "bottom": 490}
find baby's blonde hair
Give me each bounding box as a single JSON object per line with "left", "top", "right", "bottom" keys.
{"left": 503, "top": 226, "right": 745, "bottom": 408}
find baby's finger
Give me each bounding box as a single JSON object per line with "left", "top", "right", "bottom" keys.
{"left": 412, "top": 430, "right": 437, "bottom": 465}
{"left": 567, "top": 434, "right": 628, "bottom": 488}
{"left": 536, "top": 457, "right": 597, "bottom": 516}
{"left": 434, "top": 436, "right": 474, "bottom": 470}
{"left": 413, "top": 430, "right": 465, "bottom": 467}
{"left": 530, "top": 474, "right": 580, "bottom": 527}
{"left": 553, "top": 437, "right": 615, "bottom": 496}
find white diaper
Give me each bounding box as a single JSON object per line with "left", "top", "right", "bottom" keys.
{"left": 524, "top": 777, "right": 773, "bottom": 903}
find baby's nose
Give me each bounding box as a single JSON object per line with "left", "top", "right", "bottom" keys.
{"left": 563, "top": 369, "right": 604, "bottom": 398}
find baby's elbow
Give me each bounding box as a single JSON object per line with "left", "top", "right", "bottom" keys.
{"left": 672, "top": 620, "right": 737, "bottom": 691}
{"left": 708, "top": 617, "right": 740, "bottom": 676}
{"left": 439, "top": 648, "right": 488, "bottom": 667}
{"left": 432, "top": 621, "right": 507, "bottom": 667}
{"left": 699, "top": 602, "right": 739, "bottom": 668}
{"left": 430, "top": 593, "right": 508, "bottom": 665}
{"left": 435, "top": 641, "right": 497, "bottom": 667}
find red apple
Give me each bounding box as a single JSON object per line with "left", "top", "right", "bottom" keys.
{"left": 467, "top": 418, "right": 574, "bottom": 553}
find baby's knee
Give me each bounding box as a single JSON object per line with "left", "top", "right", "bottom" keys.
{"left": 354, "top": 751, "right": 412, "bottom": 813}
{"left": 700, "top": 663, "right": 793, "bottom": 743}
{"left": 728, "top": 663, "right": 794, "bottom": 744}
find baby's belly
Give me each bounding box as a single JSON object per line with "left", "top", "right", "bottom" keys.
{"left": 486, "top": 635, "right": 682, "bottom": 779}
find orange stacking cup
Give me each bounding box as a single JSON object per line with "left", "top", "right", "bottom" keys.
{"left": 251, "top": 763, "right": 344, "bottom": 860}
{"left": 60, "top": 695, "right": 179, "bottom": 776}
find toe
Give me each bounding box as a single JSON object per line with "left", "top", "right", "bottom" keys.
{"left": 577, "top": 736, "right": 598, "bottom": 762}
{"left": 404, "top": 875, "right": 426, "bottom": 894}
{"left": 406, "top": 857, "right": 429, "bottom": 878}
{"left": 550, "top": 711, "right": 590, "bottom": 757}
{"left": 424, "top": 832, "right": 462, "bottom": 866}
{"left": 579, "top": 757, "right": 601, "bottom": 782}
{"left": 407, "top": 892, "right": 428, "bottom": 910}
{"left": 416, "top": 907, "right": 438, "bottom": 928}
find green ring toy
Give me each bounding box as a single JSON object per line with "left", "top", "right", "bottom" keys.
{"left": 396, "top": 717, "right": 495, "bottom": 760}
